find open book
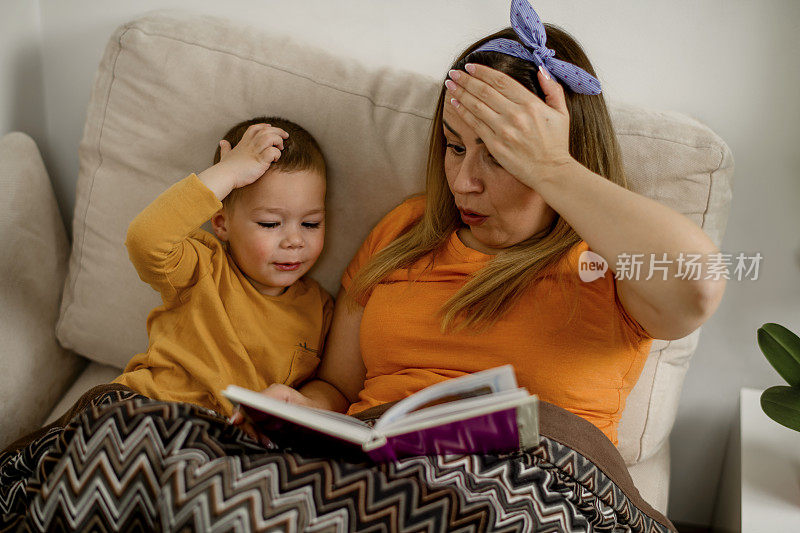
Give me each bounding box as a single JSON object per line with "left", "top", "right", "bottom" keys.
{"left": 222, "top": 365, "right": 539, "bottom": 461}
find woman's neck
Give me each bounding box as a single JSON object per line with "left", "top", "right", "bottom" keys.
{"left": 456, "top": 227, "right": 499, "bottom": 255}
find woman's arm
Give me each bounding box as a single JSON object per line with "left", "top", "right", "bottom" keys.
{"left": 533, "top": 160, "right": 725, "bottom": 341}
{"left": 297, "top": 287, "right": 366, "bottom": 412}
{"left": 445, "top": 64, "right": 725, "bottom": 340}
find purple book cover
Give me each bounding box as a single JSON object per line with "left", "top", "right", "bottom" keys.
{"left": 365, "top": 404, "right": 535, "bottom": 462}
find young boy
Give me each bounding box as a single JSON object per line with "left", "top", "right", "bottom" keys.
{"left": 112, "top": 117, "right": 333, "bottom": 419}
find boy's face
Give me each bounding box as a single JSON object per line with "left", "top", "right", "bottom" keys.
{"left": 212, "top": 168, "right": 326, "bottom": 296}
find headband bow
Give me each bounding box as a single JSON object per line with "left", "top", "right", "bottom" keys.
{"left": 470, "top": 0, "right": 602, "bottom": 95}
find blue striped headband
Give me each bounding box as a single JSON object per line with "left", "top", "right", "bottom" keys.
{"left": 469, "top": 0, "right": 602, "bottom": 95}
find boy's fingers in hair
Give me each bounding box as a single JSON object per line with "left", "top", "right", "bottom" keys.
{"left": 241, "top": 123, "right": 269, "bottom": 143}
{"left": 268, "top": 126, "right": 289, "bottom": 139}
{"left": 219, "top": 140, "right": 232, "bottom": 157}
{"left": 263, "top": 146, "right": 281, "bottom": 163}
{"left": 254, "top": 130, "right": 285, "bottom": 150}
{"left": 272, "top": 130, "right": 289, "bottom": 143}
{"left": 255, "top": 128, "right": 288, "bottom": 146}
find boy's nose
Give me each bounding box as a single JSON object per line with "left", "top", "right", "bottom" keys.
{"left": 282, "top": 233, "right": 303, "bottom": 248}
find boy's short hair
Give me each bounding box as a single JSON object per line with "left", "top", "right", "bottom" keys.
{"left": 213, "top": 116, "right": 326, "bottom": 210}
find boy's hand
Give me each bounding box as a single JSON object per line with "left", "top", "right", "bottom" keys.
{"left": 219, "top": 123, "right": 289, "bottom": 188}
{"left": 259, "top": 383, "right": 321, "bottom": 408}
{"left": 228, "top": 384, "right": 320, "bottom": 448}
{"left": 199, "top": 123, "right": 289, "bottom": 200}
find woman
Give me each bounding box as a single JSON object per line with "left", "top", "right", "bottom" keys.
{"left": 249, "top": 0, "right": 725, "bottom": 446}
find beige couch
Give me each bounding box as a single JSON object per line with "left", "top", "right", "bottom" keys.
{"left": 0, "top": 11, "right": 733, "bottom": 515}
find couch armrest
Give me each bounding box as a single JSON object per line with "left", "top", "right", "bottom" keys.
{"left": 0, "top": 132, "right": 86, "bottom": 448}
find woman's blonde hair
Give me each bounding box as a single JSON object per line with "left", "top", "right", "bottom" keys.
{"left": 346, "top": 25, "right": 628, "bottom": 333}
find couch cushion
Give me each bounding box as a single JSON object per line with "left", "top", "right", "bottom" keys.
{"left": 626, "top": 439, "right": 671, "bottom": 514}
{"left": 44, "top": 362, "right": 123, "bottom": 425}
{"left": 613, "top": 106, "right": 734, "bottom": 465}
{"left": 0, "top": 132, "right": 84, "bottom": 448}
{"left": 55, "top": 11, "right": 733, "bottom": 475}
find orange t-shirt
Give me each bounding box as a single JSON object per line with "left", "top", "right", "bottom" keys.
{"left": 341, "top": 195, "right": 654, "bottom": 445}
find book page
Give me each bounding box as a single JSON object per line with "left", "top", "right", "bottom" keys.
{"left": 373, "top": 365, "right": 518, "bottom": 432}
{"left": 223, "top": 385, "right": 372, "bottom": 444}
{"left": 407, "top": 386, "right": 494, "bottom": 411}
{"left": 383, "top": 388, "right": 529, "bottom": 434}
{"left": 377, "top": 393, "right": 537, "bottom": 442}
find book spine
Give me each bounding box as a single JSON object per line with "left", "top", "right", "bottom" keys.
{"left": 365, "top": 406, "right": 527, "bottom": 462}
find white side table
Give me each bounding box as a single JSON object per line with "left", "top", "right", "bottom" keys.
{"left": 713, "top": 387, "right": 800, "bottom": 532}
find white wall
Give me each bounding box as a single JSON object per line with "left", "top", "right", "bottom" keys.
{"left": 0, "top": 0, "right": 45, "bottom": 140}
{"left": 16, "top": 0, "right": 800, "bottom": 526}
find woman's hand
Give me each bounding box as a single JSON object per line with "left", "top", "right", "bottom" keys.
{"left": 228, "top": 384, "right": 321, "bottom": 447}
{"left": 228, "top": 407, "right": 274, "bottom": 448}
{"left": 444, "top": 63, "right": 574, "bottom": 188}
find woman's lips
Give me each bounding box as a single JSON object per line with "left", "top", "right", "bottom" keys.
{"left": 459, "top": 209, "right": 488, "bottom": 226}
{"left": 274, "top": 262, "right": 301, "bottom": 271}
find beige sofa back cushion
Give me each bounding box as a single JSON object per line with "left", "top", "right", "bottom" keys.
{"left": 55, "top": 11, "right": 733, "bottom": 465}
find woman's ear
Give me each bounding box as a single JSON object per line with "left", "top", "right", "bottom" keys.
{"left": 211, "top": 209, "right": 230, "bottom": 242}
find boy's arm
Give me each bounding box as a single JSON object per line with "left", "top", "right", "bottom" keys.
{"left": 124, "top": 173, "right": 222, "bottom": 301}
{"left": 126, "top": 123, "right": 289, "bottom": 301}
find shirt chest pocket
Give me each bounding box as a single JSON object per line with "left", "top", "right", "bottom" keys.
{"left": 282, "top": 344, "right": 321, "bottom": 387}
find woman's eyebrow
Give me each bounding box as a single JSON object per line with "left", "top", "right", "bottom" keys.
{"left": 442, "top": 120, "right": 484, "bottom": 145}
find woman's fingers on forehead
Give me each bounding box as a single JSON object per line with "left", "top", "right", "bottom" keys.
{"left": 448, "top": 83, "right": 499, "bottom": 128}
{"left": 459, "top": 63, "right": 533, "bottom": 105}
{"left": 448, "top": 95, "right": 495, "bottom": 141}
{"left": 448, "top": 68, "right": 512, "bottom": 113}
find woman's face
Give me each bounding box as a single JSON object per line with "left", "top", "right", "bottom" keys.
{"left": 442, "top": 103, "right": 556, "bottom": 254}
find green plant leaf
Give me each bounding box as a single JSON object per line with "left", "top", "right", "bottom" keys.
{"left": 761, "top": 386, "right": 800, "bottom": 432}
{"left": 757, "top": 323, "right": 800, "bottom": 388}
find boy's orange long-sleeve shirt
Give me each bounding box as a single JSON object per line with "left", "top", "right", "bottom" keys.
{"left": 342, "top": 195, "right": 654, "bottom": 445}
{"left": 113, "top": 174, "right": 334, "bottom": 417}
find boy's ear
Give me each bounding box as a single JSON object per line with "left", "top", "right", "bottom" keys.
{"left": 210, "top": 209, "right": 229, "bottom": 242}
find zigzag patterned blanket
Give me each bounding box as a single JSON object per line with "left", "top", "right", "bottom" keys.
{"left": 1, "top": 388, "right": 676, "bottom": 532}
